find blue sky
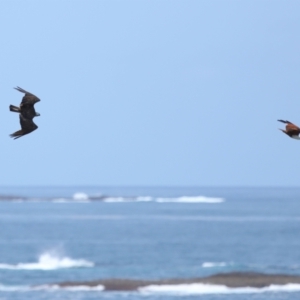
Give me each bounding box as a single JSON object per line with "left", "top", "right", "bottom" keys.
{"left": 0, "top": 0, "right": 300, "bottom": 186}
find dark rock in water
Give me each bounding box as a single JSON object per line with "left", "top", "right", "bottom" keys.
{"left": 201, "top": 272, "right": 300, "bottom": 288}
{"left": 88, "top": 195, "right": 107, "bottom": 201}
{"left": 58, "top": 279, "right": 159, "bottom": 291}
{"left": 52, "top": 272, "right": 300, "bottom": 291}
{"left": 0, "top": 195, "right": 25, "bottom": 201}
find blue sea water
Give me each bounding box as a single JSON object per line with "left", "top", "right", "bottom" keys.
{"left": 0, "top": 186, "right": 300, "bottom": 300}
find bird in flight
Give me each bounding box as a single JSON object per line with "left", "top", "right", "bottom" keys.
{"left": 9, "top": 87, "right": 40, "bottom": 139}
{"left": 10, "top": 114, "right": 38, "bottom": 139}
{"left": 278, "top": 120, "right": 300, "bottom": 139}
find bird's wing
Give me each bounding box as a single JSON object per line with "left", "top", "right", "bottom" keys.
{"left": 10, "top": 115, "right": 38, "bottom": 139}
{"left": 14, "top": 86, "right": 40, "bottom": 105}
{"left": 278, "top": 120, "right": 293, "bottom": 124}
{"left": 19, "top": 114, "right": 38, "bottom": 131}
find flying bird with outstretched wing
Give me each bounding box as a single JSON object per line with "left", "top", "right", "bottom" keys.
{"left": 278, "top": 120, "right": 300, "bottom": 139}
{"left": 9, "top": 87, "right": 40, "bottom": 139}
{"left": 10, "top": 86, "right": 40, "bottom": 119}
{"left": 10, "top": 114, "right": 38, "bottom": 139}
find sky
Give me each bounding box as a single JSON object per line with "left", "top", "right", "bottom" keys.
{"left": 0, "top": 0, "right": 300, "bottom": 186}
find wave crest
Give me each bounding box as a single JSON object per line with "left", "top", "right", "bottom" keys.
{"left": 102, "top": 195, "right": 224, "bottom": 203}
{"left": 202, "top": 262, "right": 228, "bottom": 268}
{"left": 156, "top": 196, "right": 224, "bottom": 203}
{"left": 73, "top": 193, "right": 89, "bottom": 201}
{"left": 139, "top": 283, "right": 300, "bottom": 294}
{"left": 0, "top": 252, "right": 94, "bottom": 271}
{"left": 0, "top": 284, "right": 104, "bottom": 292}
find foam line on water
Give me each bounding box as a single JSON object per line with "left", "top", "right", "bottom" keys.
{"left": 139, "top": 283, "right": 300, "bottom": 294}
{"left": 202, "top": 262, "right": 228, "bottom": 268}
{"left": 156, "top": 196, "right": 224, "bottom": 203}
{"left": 0, "top": 284, "right": 104, "bottom": 292}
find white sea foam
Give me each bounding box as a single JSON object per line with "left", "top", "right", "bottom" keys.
{"left": 103, "top": 197, "right": 128, "bottom": 202}
{"left": 104, "top": 196, "right": 153, "bottom": 202}
{"left": 0, "top": 252, "right": 94, "bottom": 270}
{"left": 52, "top": 198, "right": 70, "bottom": 203}
{"left": 0, "top": 284, "right": 104, "bottom": 292}
{"left": 19, "top": 195, "right": 224, "bottom": 204}
{"left": 11, "top": 199, "right": 25, "bottom": 202}
{"left": 136, "top": 196, "right": 153, "bottom": 202}
{"left": 0, "top": 284, "right": 29, "bottom": 292}
{"left": 32, "top": 284, "right": 105, "bottom": 291}
{"left": 1, "top": 282, "right": 300, "bottom": 294}
{"left": 202, "top": 262, "right": 227, "bottom": 268}
{"left": 73, "top": 193, "right": 89, "bottom": 201}
{"left": 60, "top": 285, "right": 104, "bottom": 291}
{"left": 103, "top": 195, "right": 225, "bottom": 203}
{"left": 139, "top": 283, "right": 300, "bottom": 295}
{"left": 156, "top": 196, "right": 224, "bottom": 203}
{"left": 52, "top": 198, "right": 91, "bottom": 203}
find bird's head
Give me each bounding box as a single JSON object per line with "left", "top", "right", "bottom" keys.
{"left": 34, "top": 96, "right": 41, "bottom": 103}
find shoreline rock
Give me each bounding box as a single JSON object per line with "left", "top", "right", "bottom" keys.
{"left": 52, "top": 272, "right": 300, "bottom": 291}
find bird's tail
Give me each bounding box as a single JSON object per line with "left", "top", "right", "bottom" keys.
{"left": 9, "top": 130, "right": 25, "bottom": 139}
{"left": 278, "top": 119, "right": 292, "bottom": 124}
{"left": 9, "top": 105, "right": 20, "bottom": 113}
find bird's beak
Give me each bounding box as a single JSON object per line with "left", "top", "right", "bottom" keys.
{"left": 36, "top": 112, "right": 41, "bottom": 116}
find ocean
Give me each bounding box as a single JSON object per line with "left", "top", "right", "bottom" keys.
{"left": 0, "top": 186, "right": 300, "bottom": 300}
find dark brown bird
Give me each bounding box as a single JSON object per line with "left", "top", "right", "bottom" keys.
{"left": 9, "top": 87, "right": 40, "bottom": 139}
{"left": 278, "top": 120, "right": 300, "bottom": 139}
{"left": 10, "top": 86, "right": 40, "bottom": 119}
{"left": 10, "top": 114, "right": 38, "bottom": 139}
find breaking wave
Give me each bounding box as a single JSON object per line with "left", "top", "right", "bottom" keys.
{"left": 33, "top": 284, "right": 105, "bottom": 291}
{"left": 103, "top": 197, "right": 129, "bottom": 203}
{"left": 1, "top": 282, "right": 300, "bottom": 294}
{"left": 72, "top": 193, "right": 90, "bottom": 202}
{"left": 0, "top": 284, "right": 104, "bottom": 292}
{"left": 139, "top": 283, "right": 300, "bottom": 294}
{"left": 156, "top": 196, "right": 224, "bottom": 203}
{"left": 0, "top": 284, "right": 28, "bottom": 292}
{"left": 103, "top": 196, "right": 153, "bottom": 202}
{"left": 1, "top": 193, "right": 225, "bottom": 203}
{"left": 103, "top": 196, "right": 224, "bottom": 203}
{"left": 0, "top": 252, "right": 94, "bottom": 270}
{"left": 202, "top": 262, "right": 228, "bottom": 268}
{"left": 52, "top": 198, "right": 72, "bottom": 203}
{"left": 136, "top": 196, "right": 153, "bottom": 202}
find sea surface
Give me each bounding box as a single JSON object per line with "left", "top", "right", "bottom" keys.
{"left": 0, "top": 186, "right": 300, "bottom": 300}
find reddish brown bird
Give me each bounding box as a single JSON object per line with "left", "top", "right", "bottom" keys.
{"left": 278, "top": 120, "right": 300, "bottom": 139}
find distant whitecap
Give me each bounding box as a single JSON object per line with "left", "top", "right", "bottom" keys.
{"left": 0, "top": 283, "right": 105, "bottom": 292}
{"left": 104, "top": 196, "right": 153, "bottom": 202}
{"left": 103, "top": 197, "right": 127, "bottom": 202}
{"left": 136, "top": 196, "right": 153, "bottom": 202}
{"left": 32, "top": 284, "right": 105, "bottom": 291}
{"left": 202, "top": 262, "right": 227, "bottom": 268}
{"left": 73, "top": 193, "right": 89, "bottom": 201}
{"left": 0, "top": 252, "right": 94, "bottom": 271}
{"left": 156, "top": 196, "right": 224, "bottom": 203}
{"left": 52, "top": 198, "right": 69, "bottom": 203}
